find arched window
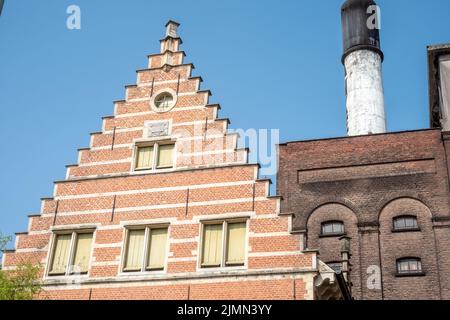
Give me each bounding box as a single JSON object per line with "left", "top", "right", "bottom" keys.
{"left": 321, "top": 221, "right": 345, "bottom": 236}
{"left": 393, "top": 216, "right": 419, "bottom": 231}
{"left": 396, "top": 258, "right": 423, "bottom": 276}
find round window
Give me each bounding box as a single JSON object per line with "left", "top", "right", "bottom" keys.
{"left": 151, "top": 90, "right": 176, "bottom": 113}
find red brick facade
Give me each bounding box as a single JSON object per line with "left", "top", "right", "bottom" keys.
{"left": 1, "top": 22, "right": 320, "bottom": 300}
{"left": 278, "top": 129, "right": 450, "bottom": 300}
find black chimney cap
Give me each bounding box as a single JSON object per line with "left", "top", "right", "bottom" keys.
{"left": 341, "top": 0, "right": 383, "bottom": 63}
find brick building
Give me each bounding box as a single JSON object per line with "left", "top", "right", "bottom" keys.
{"left": 277, "top": 129, "right": 450, "bottom": 300}
{"left": 3, "top": 0, "right": 448, "bottom": 301}
{"left": 277, "top": 1, "right": 450, "bottom": 300}
{"left": 1, "top": 21, "right": 344, "bottom": 300}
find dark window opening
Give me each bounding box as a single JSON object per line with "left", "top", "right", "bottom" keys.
{"left": 396, "top": 258, "right": 424, "bottom": 276}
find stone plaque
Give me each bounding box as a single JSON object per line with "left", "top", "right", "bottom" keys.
{"left": 146, "top": 121, "right": 170, "bottom": 138}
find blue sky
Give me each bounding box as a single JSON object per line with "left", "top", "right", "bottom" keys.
{"left": 0, "top": 0, "right": 449, "bottom": 248}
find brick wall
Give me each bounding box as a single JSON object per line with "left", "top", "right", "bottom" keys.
{"left": 2, "top": 23, "right": 318, "bottom": 300}
{"left": 278, "top": 129, "right": 450, "bottom": 300}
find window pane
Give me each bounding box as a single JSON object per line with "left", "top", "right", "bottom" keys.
{"left": 201, "top": 224, "right": 223, "bottom": 267}
{"left": 49, "top": 234, "right": 72, "bottom": 275}
{"left": 322, "top": 222, "right": 344, "bottom": 235}
{"left": 398, "top": 261, "right": 409, "bottom": 272}
{"left": 397, "top": 259, "right": 422, "bottom": 273}
{"left": 124, "top": 230, "right": 145, "bottom": 271}
{"left": 409, "top": 261, "right": 418, "bottom": 271}
{"left": 136, "top": 146, "right": 154, "bottom": 169}
{"left": 333, "top": 223, "right": 344, "bottom": 234}
{"left": 147, "top": 228, "right": 168, "bottom": 270}
{"left": 157, "top": 144, "right": 174, "bottom": 168}
{"left": 405, "top": 218, "right": 414, "bottom": 228}
{"left": 394, "top": 217, "right": 418, "bottom": 230}
{"left": 72, "top": 233, "right": 93, "bottom": 274}
{"left": 322, "top": 224, "right": 332, "bottom": 234}
{"left": 226, "top": 222, "right": 246, "bottom": 265}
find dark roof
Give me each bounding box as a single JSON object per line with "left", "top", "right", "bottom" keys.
{"left": 165, "top": 20, "right": 180, "bottom": 27}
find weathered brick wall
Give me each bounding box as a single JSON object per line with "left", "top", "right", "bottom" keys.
{"left": 278, "top": 129, "right": 450, "bottom": 300}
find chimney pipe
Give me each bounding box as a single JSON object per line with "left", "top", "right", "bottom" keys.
{"left": 341, "top": 0, "right": 386, "bottom": 136}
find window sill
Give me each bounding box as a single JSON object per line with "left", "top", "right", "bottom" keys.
{"left": 45, "top": 274, "right": 89, "bottom": 281}
{"left": 392, "top": 228, "right": 421, "bottom": 233}
{"left": 133, "top": 167, "right": 175, "bottom": 174}
{"left": 198, "top": 265, "right": 247, "bottom": 273}
{"left": 319, "top": 233, "right": 346, "bottom": 239}
{"left": 395, "top": 272, "right": 426, "bottom": 278}
{"left": 118, "top": 270, "right": 167, "bottom": 277}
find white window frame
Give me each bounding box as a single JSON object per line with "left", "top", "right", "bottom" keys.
{"left": 198, "top": 218, "right": 249, "bottom": 271}
{"left": 120, "top": 224, "right": 170, "bottom": 275}
{"left": 46, "top": 230, "right": 95, "bottom": 278}
{"left": 133, "top": 140, "right": 176, "bottom": 172}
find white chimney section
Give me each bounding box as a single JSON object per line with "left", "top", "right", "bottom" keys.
{"left": 342, "top": 0, "right": 386, "bottom": 136}
{"left": 344, "top": 50, "right": 386, "bottom": 135}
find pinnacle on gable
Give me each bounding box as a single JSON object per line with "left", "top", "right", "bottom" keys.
{"left": 165, "top": 20, "right": 180, "bottom": 37}
{"left": 160, "top": 20, "right": 182, "bottom": 53}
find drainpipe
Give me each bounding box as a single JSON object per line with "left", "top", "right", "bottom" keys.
{"left": 340, "top": 235, "right": 352, "bottom": 294}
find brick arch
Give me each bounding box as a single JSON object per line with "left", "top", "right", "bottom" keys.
{"left": 305, "top": 202, "right": 358, "bottom": 227}
{"left": 376, "top": 194, "right": 435, "bottom": 220}
{"left": 305, "top": 203, "right": 362, "bottom": 299}
{"left": 378, "top": 197, "right": 441, "bottom": 300}
{"left": 295, "top": 198, "right": 360, "bottom": 230}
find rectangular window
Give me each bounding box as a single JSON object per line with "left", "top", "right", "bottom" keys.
{"left": 321, "top": 221, "right": 345, "bottom": 236}
{"left": 135, "top": 142, "right": 175, "bottom": 171}
{"left": 397, "top": 258, "right": 423, "bottom": 275}
{"left": 201, "top": 224, "right": 223, "bottom": 267}
{"left": 72, "top": 233, "right": 94, "bottom": 274}
{"left": 123, "top": 226, "right": 169, "bottom": 273}
{"left": 157, "top": 144, "right": 174, "bottom": 169}
{"left": 201, "top": 220, "right": 247, "bottom": 268}
{"left": 135, "top": 146, "right": 154, "bottom": 170}
{"left": 49, "top": 234, "right": 72, "bottom": 275}
{"left": 147, "top": 228, "right": 168, "bottom": 270}
{"left": 49, "top": 231, "right": 94, "bottom": 276}
{"left": 124, "top": 229, "right": 145, "bottom": 272}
